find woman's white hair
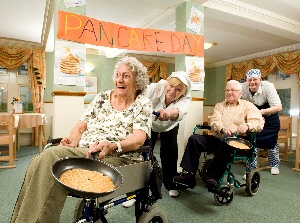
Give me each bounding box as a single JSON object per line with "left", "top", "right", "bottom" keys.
{"left": 113, "top": 56, "right": 149, "bottom": 94}
{"left": 227, "top": 80, "right": 242, "bottom": 91}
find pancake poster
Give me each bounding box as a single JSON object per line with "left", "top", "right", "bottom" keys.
{"left": 185, "top": 56, "right": 205, "bottom": 91}
{"left": 54, "top": 40, "right": 86, "bottom": 86}
{"left": 186, "top": 6, "right": 204, "bottom": 34}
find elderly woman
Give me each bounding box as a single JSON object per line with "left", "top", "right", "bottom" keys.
{"left": 122, "top": 71, "right": 191, "bottom": 207}
{"left": 146, "top": 71, "right": 191, "bottom": 198}
{"left": 11, "top": 56, "right": 153, "bottom": 223}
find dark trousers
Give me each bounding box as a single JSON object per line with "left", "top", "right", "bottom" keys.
{"left": 151, "top": 125, "right": 179, "bottom": 191}
{"left": 180, "top": 134, "right": 234, "bottom": 180}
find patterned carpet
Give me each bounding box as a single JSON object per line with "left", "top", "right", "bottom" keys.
{"left": 1, "top": 145, "right": 300, "bottom": 223}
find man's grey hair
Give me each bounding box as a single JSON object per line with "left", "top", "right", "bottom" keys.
{"left": 227, "top": 80, "right": 242, "bottom": 91}
{"left": 113, "top": 56, "right": 149, "bottom": 94}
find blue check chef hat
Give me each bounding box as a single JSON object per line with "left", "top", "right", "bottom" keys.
{"left": 246, "top": 69, "right": 262, "bottom": 79}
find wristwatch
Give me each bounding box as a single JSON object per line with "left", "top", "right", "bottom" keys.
{"left": 114, "top": 141, "right": 122, "bottom": 153}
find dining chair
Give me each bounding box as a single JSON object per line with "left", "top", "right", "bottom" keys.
{"left": 287, "top": 116, "right": 293, "bottom": 154}
{"left": 0, "top": 114, "right": 17, "bottom": 169}
{"left": 278, "top": 115, "right": 292, "bottom": 161}
{"left": 292, "top": 118, "right": 300, "bottom": 172}
{"left": 202, "top": 113, "right": 213, "bottom": 135}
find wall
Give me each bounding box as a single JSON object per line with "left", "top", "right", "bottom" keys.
{"left": 267, "top": 71, "right": 299, "bottom": 136}
{"left": 203, "top": 66, "right": 227, "bottom": 105}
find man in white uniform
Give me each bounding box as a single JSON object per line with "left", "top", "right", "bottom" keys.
{"left": 242, "top": 68, "right": 282, "bottom": 175}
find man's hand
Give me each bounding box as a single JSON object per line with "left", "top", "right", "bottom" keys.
{"left": 238, "top": 124, "right": 249, "bottom": 134}
{"left": 60, "top": 137, "right": 78, "bottom": 148}
{"left": 222, "top": 128, "right": 232, "bottom": 136}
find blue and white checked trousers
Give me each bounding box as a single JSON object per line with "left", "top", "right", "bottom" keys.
{"left": 250, "top": 142, "right": 280, "bottom": 170}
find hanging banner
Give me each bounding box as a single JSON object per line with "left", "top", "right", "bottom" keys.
{"left": 57, "top": 10, "right": 204, "bottom": 57}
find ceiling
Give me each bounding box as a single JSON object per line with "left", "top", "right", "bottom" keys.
{"left": 1, "top": 0, "right": 300, "bottom": 68}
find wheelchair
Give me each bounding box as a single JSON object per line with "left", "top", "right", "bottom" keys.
{"left": 45, "top": 138, "right": 168, "bottom": 223}
{"left": 194, "top": 125, "right": 261, "bottom": 206}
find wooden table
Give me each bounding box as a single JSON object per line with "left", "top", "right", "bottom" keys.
{"left": 0, "top": 113, "right": 47, "bottom": 153}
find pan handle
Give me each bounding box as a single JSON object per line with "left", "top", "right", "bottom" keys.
{"left": 152, "top": 111, "right": 160, "bottom": 117}
{"left": 91, "top": 151, "right": 100, "bottom": 160}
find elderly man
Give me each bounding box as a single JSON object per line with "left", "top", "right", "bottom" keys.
{"left": 174, "top": 80, "right": 264, "bottom": 189}
{"left": 242, "top": 68, "right": 282, "bottom": 176}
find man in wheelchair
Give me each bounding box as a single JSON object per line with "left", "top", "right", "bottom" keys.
{"left": 174, "top": 80, "right": 264, "bottom": 191}
{"left": 11, "top": 56, "right": 156, "bottom": 223}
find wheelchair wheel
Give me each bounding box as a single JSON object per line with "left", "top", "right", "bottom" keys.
{"left": 74, "top": 198, "right": 84, "bottom": 220}
{"left": 214, "top": 186, "right": 234, "bottom": 206}
{"left": 201, "top": 158, "right": 212, "bottom": 183}
{"left": 246, "top": 169, "right": 261, "bottom": 196}
{"left": 137, "top": 206, "right": 168, "bottom": 223}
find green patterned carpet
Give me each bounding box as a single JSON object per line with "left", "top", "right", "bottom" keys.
{"left": 1, "top": 146, "right": 300, "bottom": 223}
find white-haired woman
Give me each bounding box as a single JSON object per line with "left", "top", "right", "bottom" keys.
{"left": 11, "top": 56, "right": 153, "bottom": 223}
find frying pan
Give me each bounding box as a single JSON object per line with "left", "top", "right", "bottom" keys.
{"left": 52, "top": 157, "right": 123, "bottom": 198}
{"left": 225, "top": 137, "right": 253, "bottom": 152}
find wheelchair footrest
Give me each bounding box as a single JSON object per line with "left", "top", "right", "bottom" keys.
{"left": 207, "top": 187, "right": 231, "bottom": 198}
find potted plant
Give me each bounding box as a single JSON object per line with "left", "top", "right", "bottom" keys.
{"left": 11, "top": 97, "right": 24, "bottom": 114}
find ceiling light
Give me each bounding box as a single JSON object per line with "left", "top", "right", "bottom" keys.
{"left": 204, "top": 42, "right": 217, "bottom": 49}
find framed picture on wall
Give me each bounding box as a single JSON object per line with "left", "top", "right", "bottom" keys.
{"left": 277, "top": 70, "right": 290, "bottom": 80}
{"left": 84, "top": 76, "right": 97, "bottom": 94}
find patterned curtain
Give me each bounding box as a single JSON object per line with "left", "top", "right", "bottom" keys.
{"left": 226, "top": 49, "right": 300, "bottom": 89}
{"left": 28, "top": 48, "right": 46, "bottom": 146}
{"left": 141, "top": 61, "right": 168, "bottom": 83}
{"left": 0, "top": 46, "right": 46, "bottom": 146}
{"left": 0, "top": 46, "right": 32, "bottom": 68}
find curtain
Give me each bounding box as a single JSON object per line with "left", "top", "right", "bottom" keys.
{"left": 141, "top": 60, "right": 168, "bottom": 83}
{"left": 0, "top": 46, "right": 46, "bottom": 146}
{"left": 226, "top": 49, "right": 300, "bottom": 90}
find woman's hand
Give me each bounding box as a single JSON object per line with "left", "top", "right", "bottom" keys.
{"left": 87, "top": 141, "right": 116, "bottom": 159}
{"left": 60, "top": 137, "right": 78, "bottom": 148}
{"left": 156, "top": 109, "right": 170, "bottom": 121}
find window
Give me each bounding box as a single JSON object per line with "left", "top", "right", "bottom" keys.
{"left": 0, "top": 62, "right": 33, "bottom": 113}
{"left": 0, "top": 65, "right": 7, "bottom": 74}
{"left": 0, "top": 84, "right": 8, "bottom": 112}
{"left": 19, "top": 85, "right": 33, "bottom": 112}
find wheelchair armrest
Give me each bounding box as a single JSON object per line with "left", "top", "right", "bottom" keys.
{"left": 122, "top": 145, "right": 151, "bottom": 154}
{"left": 47, "top": 138, "right": 63, "bottom": 144}
{"left": 135, "top": 145, "right": 151, "bottom": 153}
{"left": 195, "top": 124, "right": 211, "bottom": 130}
{"left": 44, "top": 138, "right": 63, "bottom": 151}
{"left": 89, "top": 146, "right": 151, "bottom": 159}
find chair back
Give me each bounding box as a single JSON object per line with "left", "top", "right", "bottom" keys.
{"left": 278, "top": 115, "right": 292, "bottom": 161}
{"left": 0, "top": 114, "right": 16, "bottom": 168}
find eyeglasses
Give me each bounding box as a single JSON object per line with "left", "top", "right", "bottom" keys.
{"left": 115, "top": 72, "right": 133, "bottom": 80}
{"left": 225, "top": 89, "right": 241, "bottom": 92}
